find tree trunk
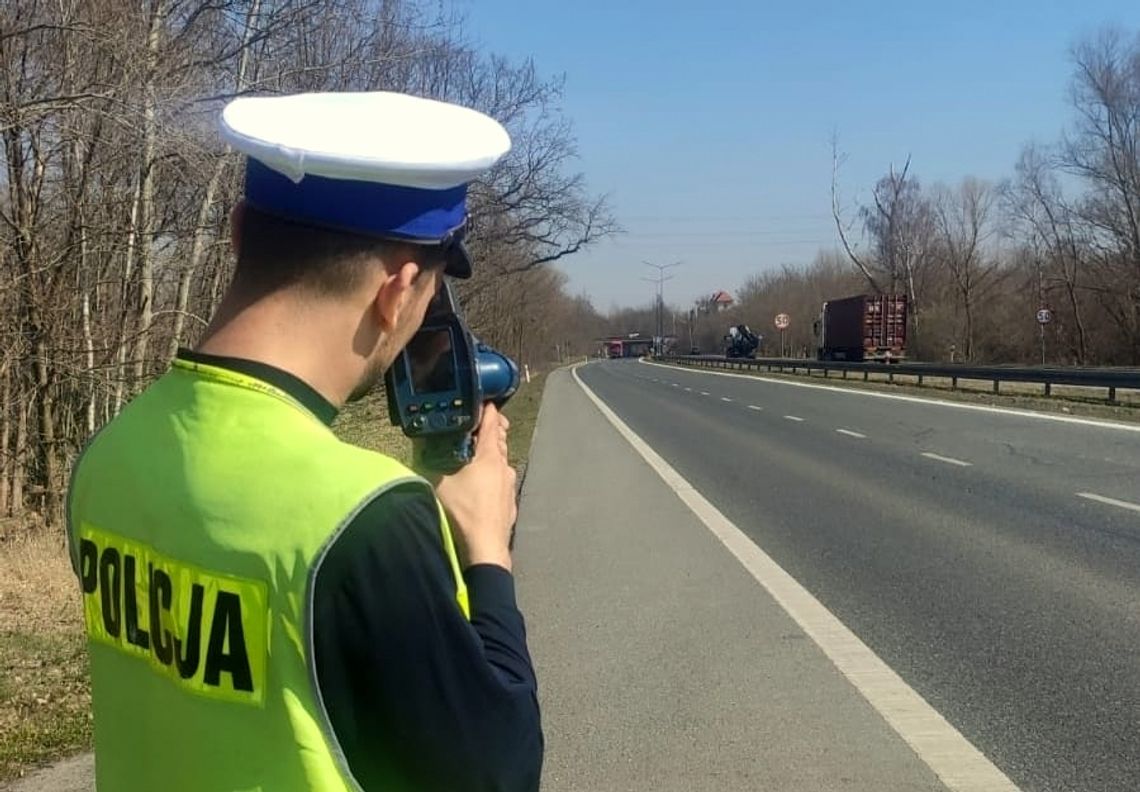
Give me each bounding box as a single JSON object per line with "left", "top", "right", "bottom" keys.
{"left": 963, "top": 295, "right": 974, "bottom": 361}
{"left": 169, "top": 164, "right": 225, "bottom": 359}
{"left": 130, "top": 0, "right": 168, "bottom": 385}
{"left": 83, "top": 291, "right": 96, "bottom": 434}
{"left": 1064, "top": 280, "right": 1088, "bottom": 365}
{"left": 0, "top": 364, "right": 9, "bottom": 517}
{"left": 12, "top": 392, "right": 28, "bottom": 519}
{"left": 113, "top": 178, "right": 143, "bottom": 415}
{"left": 906, "top": 264, "right": 921, "bottom": 355}
{"left": 34, "top": 335, "right": 59, "bottom": 521}
{"left": 209, "top": 252, "right": 229, "bottom": 317}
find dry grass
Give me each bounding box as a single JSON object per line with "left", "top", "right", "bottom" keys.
{"left": 671, "top": 361, "right": 1140, "bottom": 424}
{"left": 503, "top": 368, "right": 550, "bottom": 468}
{"left": 0, "top": 530, "right": 92, "bottom": 782}
{"left": 818, "top": 369, "right": 1140, "bottom": 406}
{"left": 333, "top": 389, "right": 414, "bottom": 464}
{"left": 800, "top": 370, "right": 1140, "bottom": 420}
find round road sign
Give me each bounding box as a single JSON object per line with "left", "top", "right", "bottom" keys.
{"left": 775, "top": 313, "right": 790, "bottom": 330}
{"left": 1036, "top": 308, "right": 1053, "bottom": 325}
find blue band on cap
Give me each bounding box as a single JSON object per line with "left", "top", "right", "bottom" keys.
{"left": 244, "top": 159, "right": 467, "bottom": 241}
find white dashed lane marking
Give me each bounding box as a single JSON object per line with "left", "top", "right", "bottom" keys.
{"left": 1076, "top": 492, "right": 1140, "bottom": 515}
{"left": 921, "top": 452, "right": 972, "bottom": 467}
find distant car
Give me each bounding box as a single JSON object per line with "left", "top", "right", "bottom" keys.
{"left": 690, "top": 346, "right": 701, "bottom": 355}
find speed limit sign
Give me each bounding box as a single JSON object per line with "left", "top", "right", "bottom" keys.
{"left": 775, "top": 313, "right": 790, "bottom": 330}
{"left": 1036, "top": 308, "right": 1053, "bottom": 325}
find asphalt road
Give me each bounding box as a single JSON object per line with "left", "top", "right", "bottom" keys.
{"left": 576, "top": 359, "right": 1140, "bottom": 792}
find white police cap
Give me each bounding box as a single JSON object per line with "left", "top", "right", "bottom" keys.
{"left": 219, "top": 91, "right": 511, "bottom": 278}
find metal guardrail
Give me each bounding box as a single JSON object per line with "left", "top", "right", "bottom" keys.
{"left": 656, "top": 355, "right": 1140, "bottom": 403}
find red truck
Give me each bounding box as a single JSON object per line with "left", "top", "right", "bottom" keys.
{"left": 813, "top": 294, "right": 908, "bottom": 362}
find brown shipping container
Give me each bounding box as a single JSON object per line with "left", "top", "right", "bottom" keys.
{"left": 818, "top": 294, "right": 907, "bottom": 361}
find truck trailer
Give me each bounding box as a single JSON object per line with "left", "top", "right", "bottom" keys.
{"left": 813, "top": 294, "right": 907, "bottom": 362}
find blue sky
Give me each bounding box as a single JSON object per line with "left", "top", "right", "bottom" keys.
{"left": 459, "top": 1, "right": 1139, "bottom": 310}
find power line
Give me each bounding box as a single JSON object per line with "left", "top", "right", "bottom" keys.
{"left": 623, "top": 229, "right": 832, "bottom": 237}
{"left": 604, "top": 238, "right": 839, "bottom": 249}
{"left": 618, "top": 214, "right": 833, "bottom": 223}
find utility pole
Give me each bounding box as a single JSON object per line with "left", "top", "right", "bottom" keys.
{"left": 642, "top": 260, "right": 680, "bottom": 355}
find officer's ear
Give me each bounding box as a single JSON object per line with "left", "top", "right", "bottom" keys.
{"left": 371, "top": 255, "right": 421, "bottom": 333}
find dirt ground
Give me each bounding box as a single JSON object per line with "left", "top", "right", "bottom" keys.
{"left": 0, "top": 528, "right": 91, "bottom": 784}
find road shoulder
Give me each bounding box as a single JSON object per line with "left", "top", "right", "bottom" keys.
{"left": 513, "top": 366, "right": 950, "bottom": 791}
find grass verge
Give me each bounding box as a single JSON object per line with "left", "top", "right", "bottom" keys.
{"left": 334, "top": 389, "right": 415, "bottom": 465}
{"left": 654, "top": 360, "right": 1140, "bottom": 424}
{"left": 503, "top": 368, "right": 550, "bottom": 469}
{"left": 0, "top": 531, "right": 92, "bottom": 783}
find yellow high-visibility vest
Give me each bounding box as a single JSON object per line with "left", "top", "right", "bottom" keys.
{"left": 68, "top": 356, "right": 468, "bottom": 790}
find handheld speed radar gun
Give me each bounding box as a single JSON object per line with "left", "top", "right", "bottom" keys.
{"left": 385, "top": 282, "right": 520, "bottom": 474}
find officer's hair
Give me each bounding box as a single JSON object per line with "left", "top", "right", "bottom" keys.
{"left": 233, "top": 205, "right": 444, "bottom": 299}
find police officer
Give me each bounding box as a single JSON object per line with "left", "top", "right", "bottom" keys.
{"left": 67, "top": 92, "right": 542, "bottom": 790}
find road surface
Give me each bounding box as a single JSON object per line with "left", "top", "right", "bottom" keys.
{"left": 563, "top": 359, "right": 1140, "bottom": 792}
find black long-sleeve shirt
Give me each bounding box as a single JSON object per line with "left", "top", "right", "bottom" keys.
{"left": 312, "top": 488, "right": 543, "bottom": 791}
{"left": 178, "top": 350, "right": 543, "bottom": 791}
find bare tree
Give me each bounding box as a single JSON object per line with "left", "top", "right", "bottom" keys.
{"left": 862, "top": 159, "right": 934, "bottom": 313}
{"left": 932, "top": 178, "right": 1002, "bottom": 360}
{"left": 1060, "top": 27, "right": 1140, "bottom": 359}
{"left": 832, "top": 137, "right": 934, "bottom": 347}
{"left": 0, "top": 0, "right": 617, "bottom": 528}
{"left": 831, "top": 135, "right": 883, "bottom": 292}
{"left": 1002, "top": 144, "right": 1091, "bottom": 363}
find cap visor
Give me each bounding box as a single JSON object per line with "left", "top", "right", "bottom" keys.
{"left": 444, "top": 241, "right": 473, "bottom": 279}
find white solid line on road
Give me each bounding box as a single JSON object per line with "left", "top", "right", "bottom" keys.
{"left": 572, "top": 365, "right": 1021, "bottom": 792}
{"left": 748, "top": 405, "right": 763, "bottom": 411}
{"left": 783, "top": 415, "right": 804, "bottom": 422}
{"left": 700, "top": 391, "right": 710, "bottom": 396}
{"left": 721, "top": 397, "right": 733, "bottom": 402}
{"left": 639, "top": 358, "right": 1140, "bottom": 434}
{"left": 1077, "top": 492, "right": 1140, "bottom": 514}
{"left": 921, "top": 452, "right": 972, "bottom": 467}
{"left": 837, "top": 429, "right": 866, "bottom": 438}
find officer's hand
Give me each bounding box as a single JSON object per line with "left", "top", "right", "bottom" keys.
{"left": 435, "top": 403, "right": 517, "bottom": 572}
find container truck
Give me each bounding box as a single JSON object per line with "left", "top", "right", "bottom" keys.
{"left": 813, "top": 294, "right": 907, "bottom": 362}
